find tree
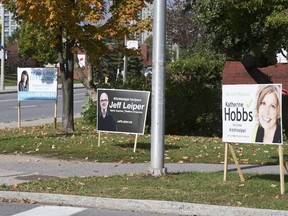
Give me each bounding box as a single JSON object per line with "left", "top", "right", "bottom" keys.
{"left": 166, "top": 42, "right": 225, "bottom": 136}
{"left": 166, "top": 0, "right": 203, "bottom": 49}
{"left": 128, "top": 56, "right": 143, "bottom": 75}
{"left": 16, "top": 21, "right": 58, "bottom": 66}
{"left": 195, "top": 0, "right": 288, "bottom": 68}
{"left": 3, "top": 0, "right": 151, "bottom": 131}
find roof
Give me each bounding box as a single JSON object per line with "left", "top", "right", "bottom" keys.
{"left": 222, "top": 61, "right": 288, "bottom": 94}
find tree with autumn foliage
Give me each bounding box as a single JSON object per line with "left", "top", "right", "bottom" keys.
{"left": 2, "top": 0, "right": 151, "bottom": 131}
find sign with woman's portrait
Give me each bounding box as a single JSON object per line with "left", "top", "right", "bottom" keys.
{"left": 222, "top": 84, "right": 283, "bottom": 145}
{"left": 17, "top": 68, "right": 58, "bottom": 101}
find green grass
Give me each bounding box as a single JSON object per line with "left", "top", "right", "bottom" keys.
{"left": 1, "top": 172, "right": 287, "bottom": 210}
{"left": 0, "top": 119, "right": 286, "bottom": 164}
{"left": 4, "top": 74, "right": 81, "bottom": 87}
{"left": 4, "top": 74, "right": 17, "bottom": 86}
{"left": 0, "top": 119, "right": 287, "bottom": 210}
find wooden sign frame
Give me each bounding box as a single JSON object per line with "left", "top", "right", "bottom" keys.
{"left": 223, "top": 143, "right": 286, "bottom": 195}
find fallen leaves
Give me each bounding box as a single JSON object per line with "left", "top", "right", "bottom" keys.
{"left": 0, "top": 197, "right": 37, "bottom": 204}
{"left": 240, "top": 158, "right": 249, "bottom": 164}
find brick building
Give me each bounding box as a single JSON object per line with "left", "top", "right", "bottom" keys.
{"left": 222, "top": 61, "right": 288, "bottom": 131}
{"left": 222, "top": 61, "right": 288, "bottom": 94}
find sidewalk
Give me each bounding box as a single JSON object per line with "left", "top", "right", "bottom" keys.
{"left": 0, "top": 83, "right": 84, "bottom": 94}
{"left": 0, "top": 85, "right": 17, "bottom": 94}
{"left": 0, "top": 94, "right": 287, "bottom": 215}
{"left": 0, "top": 153, "right": 287, "bottom": 215}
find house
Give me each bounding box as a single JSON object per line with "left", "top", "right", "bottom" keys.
{"left": 222, "top": 61, "right": 288, "bottom": 94}
{"left": 222, "top": 61, "right": 288, "bottom": 128}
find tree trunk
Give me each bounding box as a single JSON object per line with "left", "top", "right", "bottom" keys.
{"left": 74, "top": 54, "right": 97, "bottom": 103}
{"left": 61, "top": 73, "right": 74, "bottom": 131}
{"left": 57, "top": 34, "right": 75, "bottom": 131}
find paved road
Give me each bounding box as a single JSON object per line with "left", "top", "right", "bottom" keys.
{"left": 0, "top": 85, "right": 85, "bottom": 128}
{"left": 1, "top": 202, "right": 177, "bottom": 216}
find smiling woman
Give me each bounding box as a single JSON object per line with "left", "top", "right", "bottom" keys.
{"left": 253, "top": 84, "right": 282, "bottom": 144}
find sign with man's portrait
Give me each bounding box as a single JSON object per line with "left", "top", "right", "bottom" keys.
{"left": 97, "top": 89, "right": 150, "bottom": 134}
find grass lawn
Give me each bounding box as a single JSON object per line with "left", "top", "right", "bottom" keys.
{"left": 4, "top": 74, "right": 82, "bottom": 87}
{"left": 0, "top": 119, "right": 287, "bottom": 210}
{"left": 4, "top": 74, "right": 17, "bottom": 86}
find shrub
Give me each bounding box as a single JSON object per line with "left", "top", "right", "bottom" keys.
{"left": 82, "top": 53, "right": 225, "bottom": 136}
{"left": 81, "top": 96, "right": 97, "bottom": 125}
{"left": 165, "top": 53, "right": 225, "bottom": 136}
{"left": 81, "top": 73, "right": 152, "bottom": 131}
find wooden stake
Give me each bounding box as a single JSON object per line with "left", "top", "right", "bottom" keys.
{"left": 284, "top": 156, "right": 288, "bottom": 173}
{"left": 18, "top": 101, "right": 21, "bottom": 128}
{"left": 54, "top": 82, "right": 58, "bottom": 129}
{"left": 133, "top": 134, "right": 138, "bottom": 153}
{"left": 54, "top": 99, "right": 57, "bottom": 129}
{"left": 279, "top": 145, "right": 285, "bottom": 195}
{"left": 98, "top": 132, "right": 101, "bottom": 147}
{"left": 228, "top": 144, "right": 245, "bottom": 182}
{"left": 223, "top": 143, "right": 229, "bottom": 181}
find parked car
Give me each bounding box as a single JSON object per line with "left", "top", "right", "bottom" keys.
{"left": 144, "top": 67, "right": 152, "bottom": 77}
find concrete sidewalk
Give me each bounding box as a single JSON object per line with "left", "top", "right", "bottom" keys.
{"left": 0, "top": 93, "right": 287, "bottom": 215}
{"left": 0, "top": 83, "right": 84, "bottom": 94}
{"left": 0, "top": 154, "right": 287, "bottom": 215}
{"left": 0, "top": 85, "right": 17, "bottom": 93}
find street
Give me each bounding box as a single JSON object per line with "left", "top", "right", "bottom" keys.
{"left": 0, "top": 87, "right": 87, "bottom": 124}
{"left": 0, "top": 202, "right": 179, "bottom": 216}
{"left": 0, "top": 87, "right": 181, "bottom": 216}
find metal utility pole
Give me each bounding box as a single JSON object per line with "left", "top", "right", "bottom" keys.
{"left": 149, "top": 0, "right": 167, "bottom": 176}
{"left": 0, "top": 5, "right": 5, "bottom": 90}
{"left": 123, "top": 35, "right": 128, "bottom": 83}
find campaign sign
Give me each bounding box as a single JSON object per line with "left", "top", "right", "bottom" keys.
{"left": 97, "top": 89, "right": 150, "bottom": 134}
{"left": 222, "top": 84, "right": 282, "bottom": 145}
{"left": 18, "top": 68, "right": 58, "bottom": 101}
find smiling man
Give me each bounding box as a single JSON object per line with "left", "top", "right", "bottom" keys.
{"left": 98, "top": 92, "right": 117, "bottom": 131}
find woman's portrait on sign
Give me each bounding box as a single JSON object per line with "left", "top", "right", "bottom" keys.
{"left": 252, "top": 84, "right": 282, "bottom": 144}
{"left": 18, "top": 70, "right": 29, "bottom": 91}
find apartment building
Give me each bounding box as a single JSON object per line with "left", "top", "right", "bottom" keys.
{"left": 140, "top": 1, "right": 153, "bottom": 44}
{"left": 0, "top": 3, "right": 18, "bottom": 41}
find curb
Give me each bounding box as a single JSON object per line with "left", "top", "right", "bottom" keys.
{"left": 0, "top": 84, "right": 85, "bottom": 94}
{"left": 0, "top": 191, "right": 288, "bottom": 216}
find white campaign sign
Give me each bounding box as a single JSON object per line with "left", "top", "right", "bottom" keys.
{"left": 222, "top": 84, "right": 282, "bottom": 145}
{"left": 18, "top": 68, "right": 58, "bottom": 101}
